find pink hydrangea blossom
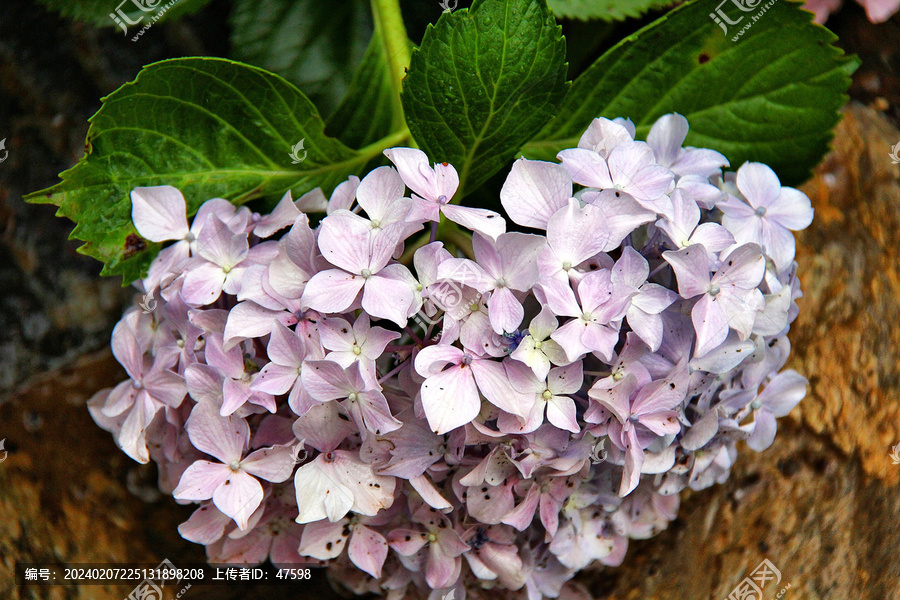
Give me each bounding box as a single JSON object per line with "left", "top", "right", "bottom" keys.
{"left": 92, "top": 112, "right": 811, "bottom": 599}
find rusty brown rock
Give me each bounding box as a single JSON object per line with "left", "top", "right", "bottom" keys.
{"left": 791, "top": 103, "right": 900, "bottom": 486}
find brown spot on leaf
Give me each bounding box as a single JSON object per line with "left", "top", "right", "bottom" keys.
{"left": 123, "top": 233, "right": 146, "bottom": 258}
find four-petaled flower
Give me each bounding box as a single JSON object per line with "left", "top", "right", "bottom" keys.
{"left": 173, "top": 402, "right": 295, "bottom": 530}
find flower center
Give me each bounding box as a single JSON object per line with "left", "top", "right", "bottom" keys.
{"left": 755, "top": 206, "right": 767, "bottom": 217}
{"left": 542, "top": 390, "right": 553, "bottom": 400}
{"left": 352, "top": 346, "right": 362, "bottom": 356}
{"left": 533, "top": 340, "right": 542, "bottom": 350}
{"left": 348, "top": 392, "right": 358, "bottom": 403}
{"left": 437, "top": 195, "right": 449, "bottom": 205}
{"left": 222, "top": 265, "right": 232, "bottom": 274}
{"left": 562, "top": 261, "right": 572, "bottom": 271}
{"left": 613, "top": 369, "right": 625, "bottom": 381}
{"left": 708, "top": 284, "right": 721, "bottom": 296}
{"left": 184, "top": 232, "right": 196, "bottom": 243}
{"left": 229, "top": 460, "right": 241, "bottom": 472}
{"left": 750, "top": 399, "right": 762, "bottom": 410}
{"left": 360, "top": 268, "right": 372, "bottom": 279}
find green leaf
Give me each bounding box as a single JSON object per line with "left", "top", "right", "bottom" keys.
{"left": 523, "top": 0, "right": 857, "bottom": 185}
{"left": 36, "top": 0, "right": 212, "bottom": 29}
{"left": 26, "top": 58, "right": 384, "bottom": 283}
{"left": 325, "top": 26, "right": 401, "bottom": 150}
{"left": 229, "top": 0, "right": 372, "bottom": 116}
{"left": 402, "top": 0, "right": 569, "bottom": 195}
{"left": 549, "top": 0, "right": 675, "bottom": 21}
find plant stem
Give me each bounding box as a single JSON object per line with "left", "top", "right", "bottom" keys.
{"left": 404, "top": 325, "right": 423, "bottom": 346}
{"left": 379, "top": 357, "right": 412, "bottom": 385}
{"left": 647, "top": 260, "right": 670, "bottom": 280}
{"left": 371, "top": 0, "right": 412, "bottom": 132}
{"left": 442, "top": 226, "right": 475, "bottom": 260}
{"left": 398, "top": 230, "right": 431, "bottom": 265}
{"left": 357, "top": 127, "right": 411, "bottom": 161}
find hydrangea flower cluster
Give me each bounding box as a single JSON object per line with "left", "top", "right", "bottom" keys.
{"left": 89, "top": 113, "right": 812, "bottom": 600}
